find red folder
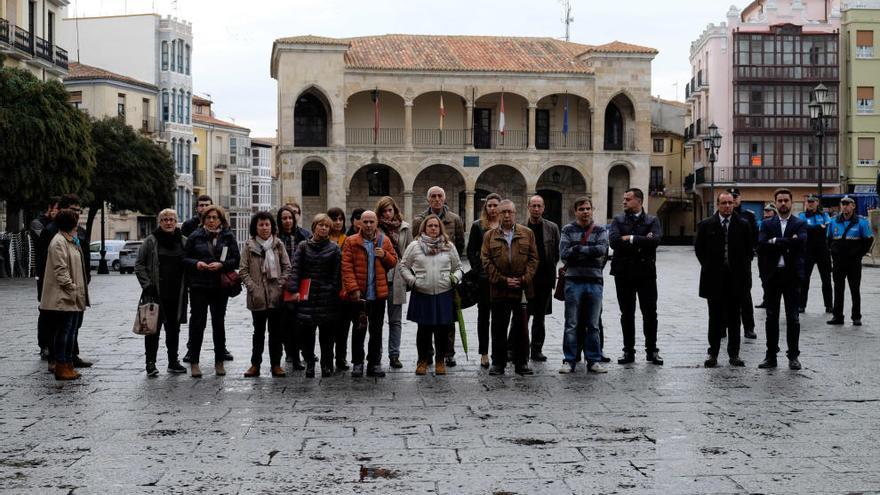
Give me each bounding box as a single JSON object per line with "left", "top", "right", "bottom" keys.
{"left": 298, "top": 278, "right": 311, "bottom": 302}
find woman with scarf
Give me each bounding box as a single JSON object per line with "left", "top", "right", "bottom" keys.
{"left": 327, "top": 207, "right": 350, "bottom": 370}
{"left": 277, "top": 205, "right": 309, "bottom": 370}
{"left": 135, "top": 208, "right": 189, "bottom": 377}
{"left": 399, "top": 215, "right": 462, "bottom": 376}
{"left": 289, "top": 214, "right": 342, "bottom": 377}
{"left": 241, "top": 211, "right": 292, "bottom": 377}
{"left": 183, "top": 205, "right": 240, "bottom": 378}
{"left": 375, "top": 196, "right": 413, "bottom": 369}
{"left": 466, "top": 192, "right": 501, "bottom": 368}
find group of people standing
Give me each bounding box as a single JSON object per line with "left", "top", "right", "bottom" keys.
{"left": 32, "top": 183, "right": 872, "bottom": 381}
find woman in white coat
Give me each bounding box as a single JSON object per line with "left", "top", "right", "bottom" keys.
{"left": 399, "top": 215, "right": 462, "bottom": 376}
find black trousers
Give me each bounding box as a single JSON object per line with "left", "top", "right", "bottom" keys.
{"left": 491, "top": 300, "right": 528, "bottom": 368}
{"left": 301, "top": 321, "right": 336, "bottom": 368}
{"left": 528, "top": 286, "right": 552, "bottom": 354}
{"left": 832, "top": 258, "right": 863, "bottom": 321}
{"left": 187, "top": 288, "right": 228, "bottom": 364}
{"left": 145, "top": 297, "right": 180, "bottom": 364}
{"left": 476, "top": 279, "right": 492, "bottom": 355}
{"left": 740, "top": 268, "right": 755, "bottom": 332}
{"left": 351, "top": 299, "right": 385, "bottom": 367}
{"left": 707, "top": 297, "right": 742, "bottom": 358}
{"left": 614, "top": 276, "right": 659, "bottom": 354}
{"left": 417, "top": 324, "right": 448, "bottom": 363}
{"left": 335, "top": 304, "right": 356, "bottom": 365}
{"left": 250, "top": 308, "right": 283, "bottom": 367}
{"left": 280, "top": 304, "right": 302, "bottom": 362}
{"left": 764, "top": 269, "right": 801, "bottom": 359}
{"left": 803, "top": 250, "right": 833, "bottom": 311}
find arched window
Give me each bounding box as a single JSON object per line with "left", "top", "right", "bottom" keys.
{"left": 294, "top": 92, "right": 329, "bottom": 147}
{"left": 186, "top": 91, "right": 191, "bottom": 124}
{"left": 161, "top": 90, "right": 169, "bottom": 122}
{"left": 186, "top": 140, "right": 191, "bottom": 174}
{"left": 171, "top": 89, "right": 177, "bottom": 122}
{"left": 185, "top": 44, "right": 191, "bottom": 75}
{"left": 177, "top": 39, "right": 184, "bottom": 72}
{"left": 161, "top": 41, "right": 169, "bottom": 71}
{"left": 170, "top": 40, "right": 176, "bottom": 72}
{"left": 604, "top": 102, "right": 623, "bottom": 151}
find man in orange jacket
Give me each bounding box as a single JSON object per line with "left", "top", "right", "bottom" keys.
{"left": 341, "top": 210, "right": 398, "bottom": 377}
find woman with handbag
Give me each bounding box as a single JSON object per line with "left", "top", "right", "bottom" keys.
{"left": 466, "top": 192, "right": 501, "bottom": 368}
{"left": 289, "top": 214, "right": 342, "bottom": 377}
{"left": 375, "top": 196, "right": 413, "bottom": 370}
{"left": 183, "top": 205, "right": 240, "bottom": 378}
{"left": 241, "top": 212, "right": 291, "bottom": 378}
{"left": 134, "top": 209, "right": 188, "bottom": 377}
{"left": 40, "top": 209, "right": 89, "bottom": 381}
{"left": 400, "top": 215, "right": 463, "bottom": 376}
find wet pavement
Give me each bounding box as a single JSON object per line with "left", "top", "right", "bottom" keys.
{"left": 1, "top": 246, "right": 878, "bottom": 494}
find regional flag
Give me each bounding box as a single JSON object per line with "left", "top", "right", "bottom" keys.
{"left": 439, "top": 93, "right": 446, "bottom": 131}
{"left": 499, "top": 92, "right": 506, "bottom": 136}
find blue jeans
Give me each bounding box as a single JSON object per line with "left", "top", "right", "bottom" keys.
{"left": 563, "top": 280, "right": 603, "bottom": 365}
{"left": 54, "top": 311, "right": 82, "bottom": 364}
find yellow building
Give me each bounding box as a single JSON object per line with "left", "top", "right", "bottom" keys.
{"left": 64, "top": 62, "right": 160, "bottom": 241}
{"left": 1, "top": 0, "right": 69, "bottom": 81}
{"left": 841, "top": 4, "right": 880, "bottom": 194}
{"left": 648, "top": 97, "right": 696, "bottom": 243}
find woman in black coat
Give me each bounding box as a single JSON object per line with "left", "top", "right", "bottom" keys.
{"left": 466, "top": 192, "right": 501, "bottom": 368}
{"left": 183, "top": 205, "right": 241, "bottom": 378}
{"left": 288, "top": 214, "right": 342, "bottom": 377}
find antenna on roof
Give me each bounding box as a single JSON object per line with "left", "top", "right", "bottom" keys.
{"left": 560, "top": 0, "right": 574, "bottom": 42}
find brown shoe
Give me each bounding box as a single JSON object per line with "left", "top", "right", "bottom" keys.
{"left": 415, "top": 361, "right": 428, "bottom": 375}
{"left": 190, "top": 364, "right": 203, "bottom": 378}
{"left": 271, "top": 366, "right": 286, "bottom": 377}
{"left": 434, "top": 361, "right": 447, "bottom": 375}
{"left": 48, "top": 361, "right": 55, "bottom": 373}
{"left": 54, "top": 363, "right": 80, "bottom": 381}
{"left": 244, "top": 365, "right": 260, "bottom": 377}
{"left": 214, "top": 362, "right": 226, "bottom": 376}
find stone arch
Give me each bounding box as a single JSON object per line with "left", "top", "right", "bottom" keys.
{"left": 607, "top": 163, "right": 632, "bottom": 220}
{"left": 412, "top": 164, "right": 467, "bottom": 220}
{"left": 534, "top": 93, "right": 593, "bottom": 150}
{"left": 603, "top": 92, "right": 636, "bottom": 151}
{"left": 300, "top": 161, "right": 328, "bottom": 220}
{"left": 294, "top": 87, "right": 332, "bottom": 147}
{"left": 472, "top": 92, "right": 530, "bottom": 150}
{"left": 475, "top": 165, "right": 529, "bottom": 221}
{"left": 345, "top": 90, "right": 406, "bottom": 145}
{"left": 535, "top": 165, "right": 589, "bottom": 225}
{"left": 346, "top": 163, "right": 406, "bottom": 214}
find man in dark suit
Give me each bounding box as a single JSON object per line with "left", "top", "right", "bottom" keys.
{"left": 695, "top": 192, "right": 754, "bottom": 367}
{"left": 609, "top": 188, "right": 663, "bottom": 365}
{"left": 757, "top": 188, "right": 807, "bottom": 370}
{"left": 728, "top": 188, "right": 759, "bottom": 340}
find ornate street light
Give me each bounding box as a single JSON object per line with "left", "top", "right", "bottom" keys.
{"left": 703, "top": 122, "right": 721, "bottom": 216}
{"left": 810, "top": 83, "right": 835, "bottom": 200}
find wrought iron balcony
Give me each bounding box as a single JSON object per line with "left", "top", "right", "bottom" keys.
{"left": 413, "top": 128, "right": 466, "bottom": 147}
{"left": 733, "top": 115, "right": 837, "bottom": 132}
{"left": 54, "top": 46, "right": 68, "bottom": 69}
{"left": 13, "top": 25, "right": 32, "bottom": 54}
{"left": 0, "top": 18, "right": 9, "bottom": 46}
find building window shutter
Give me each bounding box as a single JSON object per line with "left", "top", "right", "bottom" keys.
{"left": 856, "top": 30, "right": 873, "bottom": 47}
{"left": 858, "top": 137, "right": 875, "bottom": 161}
{"left": 857, "top": 87, "right": 874, "bottom": 100}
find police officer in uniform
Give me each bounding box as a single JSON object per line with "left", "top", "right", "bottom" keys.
{"left": 798, "top": 194, "right": 833, "bottom": 314}
{"left": 826, "top": 196, "right": 874, "bottom": 327}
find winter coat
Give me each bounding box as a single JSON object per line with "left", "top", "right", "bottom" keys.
{"left": 412, "top": 206, "right": 465, "bottom": 254}
{"left": 608, "top": 211, "right": 662, "bottom": 280}
{"left": 341, "top": 232, "right": 398, "bottom": 301}
{"left": 481, "top": 224, "right": 539, "bottom": 301}
{"left": 380, "top": 221, "right": 414, "bottom": 305}
{"left": 183, "top": 227, "right": 241, "bottom": 289}
{"left": 695, "top": 213, "right": 754, "bottom": 299}
{"left": 559, "top": 221, "right": 609, "bottom": 282}
{"left": 240, "top": 237, "right": 292, "bottom": 311}
{"left": 134, "top": 234, "right": 189, "bottom": 323}
{"left": 757, "top": 215, "right": 807, "bottom": 281}
{"left": 399, "top": 240, "right": 463, "bottom": 295}
{"left": 467, "top": 220, "right": 489, "bottom": 278}
{"left": 39, "top": 232, "right": 90, "bottom": 312}
{"left": 289, "top": 238, "right": 342, "bottom": 324}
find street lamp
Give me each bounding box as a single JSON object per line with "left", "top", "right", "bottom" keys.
{"left": 702, "top": 122, "right": 722, "bottom": 216}
{"left": 809, "top": 83, "right": 835, "bottom": 200}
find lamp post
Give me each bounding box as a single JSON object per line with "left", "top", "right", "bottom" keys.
{"left": 702, "top": 123, "right": 722, "bottom": 216}
{"left": 809, "top": 83, "right": 835, "bottom": 200}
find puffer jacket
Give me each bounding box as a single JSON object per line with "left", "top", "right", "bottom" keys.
{"left": 560, "top": 221, "right": 608, "bottom": 282}
{"left": 240, "top": 237, "right": 292, "bottom": 311}
{"left": 480, "top": 224, "right": 539, "bottom": 300}
{"left": 399, "top": 239, "right": 463, "bottom": 295}
{"left": 341, "top": 232, "right": 398, "bottom": 301}
{"left": 183, "top": 227, "right": 241, "bottom": 289}
{"left": 289, "top": 238, "right": 341, "bottom": 324}
{"left": 40, "top": 232, "right": 90, "bottom": 312}
{"left": 134, "top": 233, "right": 189, "bottom": 323}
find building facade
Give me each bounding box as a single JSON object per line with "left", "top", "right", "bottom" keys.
{"left": 649, "top": 98, "right": 696, "bottom": 243}
{"left": 60, "top": 13, "right": 195, "bottom": 221}
{"left": 191, "top": 96, "right": 252, "bottom": 243}
{"left": 64, "top": 62, "right": 160, "bottom": 240}
{"left": 250, "top": 139, "right": 275, "bottom": 213}
{"left": 841, "top": 2, "right": 880, "bottom": 193}
{"left": 686, "top": 0, "right": 842, "bottom": 218}
{"left": 0, "top": 0, "right": 69, "bottom": 81}
{"left": 271, "top": 34, "right": 657, "bottom": 227}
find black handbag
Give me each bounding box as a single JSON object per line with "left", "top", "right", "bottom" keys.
{"left": 456, "top": 269, "right": 481, "bottom": 309}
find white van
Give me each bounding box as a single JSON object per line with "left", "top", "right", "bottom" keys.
{"left": 89, "top": 240, "right": 127, "bottom": 272}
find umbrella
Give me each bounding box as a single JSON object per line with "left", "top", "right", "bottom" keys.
{"left": 453, "top": 275, "right": 469, "bottom": 359}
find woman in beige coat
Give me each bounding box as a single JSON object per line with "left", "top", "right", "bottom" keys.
{"left": 39, "top": 209, "right": 89, "bottom": 381}
{"left": 240, "top": 211, "right": 292, "bottom": 378}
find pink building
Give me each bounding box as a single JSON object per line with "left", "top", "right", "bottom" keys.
{"left": 686, "top": 0, "right": 841, "bottom": 217}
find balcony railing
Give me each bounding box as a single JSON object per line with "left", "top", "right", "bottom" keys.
{"left": 54, "top": 46, "right": 68, "bottom": 69}
{"left": 13, "top": 25, "right": 32, "bottom": 54}
{"left": 346, "top": 127, "right": 404, "bottom": 146}
{"left": 213, "top": 154, "right": 229, "bottom": 169}
{"left": 413, "top": 128, "right": 466, "bottom": 147}
{"left": 475, "top": 130, "right": 528, "bottom": 150}
{"left": 35, "top": 36, "right": 52, "bottom": 62}
{"left": 0, "top": 19, "right": 9, "bottom": 46}
{"left": 734, "top": 65, "right": 839, "bottom": 81}
{"left": 733, "top": 166, "right": 838, "bottom": 183}
{"left": 695, "top": 166, "right": 734, "bottom": 185}
{"left": 733, "top": 115, "right": 837, "bottom": 131}
{"left": 193, "top": 169, "right": 207, "bottom": 188}
{"left": 547, "top": 131, "right": 591, "bottom": 150}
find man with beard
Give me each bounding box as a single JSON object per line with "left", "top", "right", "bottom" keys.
{"left": 798, "top": 194, "right": 833, "bottom": 314}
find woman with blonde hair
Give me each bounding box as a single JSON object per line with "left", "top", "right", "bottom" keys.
{"left": 466, "top": 192, "right": 502, "bottom": 368}
{"left": 399, "top": 214, "right": 462, "bottom": 376}
{"left": 374, "top": 196, "right": 413, "bottom": 369}
{"left": 135, "top": 208, "right": 189, "bottom": 377}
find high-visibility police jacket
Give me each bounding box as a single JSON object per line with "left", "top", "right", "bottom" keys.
{"left": 826, "top": 214, "right": 873, "bottom": 260}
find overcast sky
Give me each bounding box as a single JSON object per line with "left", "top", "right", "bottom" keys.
{"left": 70, "top": 0, "right": 736, "bottom": 137}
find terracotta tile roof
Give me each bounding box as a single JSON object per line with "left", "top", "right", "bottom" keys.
{"left": 192, "top": 112, "right": 249, "bottom": 132}
{"left": 251, "top": 137, "right": 276, "bottom": 146}
{"left": 192, "top": 95, "right": 212, "bottom": 106}
{"left": 65, "top": 62, "right": 158, "bottom": 91}
{"left": 277, "top": 34, "right": 655, "bottom": 74}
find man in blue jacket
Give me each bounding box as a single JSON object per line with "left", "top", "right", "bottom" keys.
{"left": 757, "top": 188, "right": 807, "bottom": 370}
{"left": 826, "top": 196, "right": 874, "bottom": 326}
{"left": 798, "top": 194, "right": 833, "bottom": 314}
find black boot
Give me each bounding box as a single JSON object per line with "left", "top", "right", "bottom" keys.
{"left": 305, "top": 360, "right": 316, "bottom": 378}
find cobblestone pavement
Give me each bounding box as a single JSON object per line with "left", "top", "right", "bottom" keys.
{"left": 1, "top": 247, "right": 879, "bottom": 494}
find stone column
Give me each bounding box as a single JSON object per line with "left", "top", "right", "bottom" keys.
{"left": 465, "top": 104, "right": 474, "bottom": 150}
{"left": 404, "top": 102, "right": 413, "bottom": 150}
{"left": 403, "top": 190, "right": 414, "bottom": 222}
{"left": 465, "top": 189, "right": 476, "bottom": 233}
{"left": 527, "top": 104, "right": 537, "bottom": 151}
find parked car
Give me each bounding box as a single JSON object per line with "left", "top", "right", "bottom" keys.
{"left": 89, "top": 240, "right": 127, "bottom": 272}
{"left": 118, "top": 241, "right": 143, "bottom": 274}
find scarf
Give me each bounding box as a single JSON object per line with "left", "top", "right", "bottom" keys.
{"left": 379, "top": 218, "right": 401, "bottom": 254}
{"left": 153, "top": 227, "right": 182, "bottom": 250}
{"left": 418, "top": 233, "right": 450, "bottom": 256}
{"left": 257, "top": 236, "right": 280, "bottom": 280}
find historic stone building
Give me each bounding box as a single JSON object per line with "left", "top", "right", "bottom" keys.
{"left": 270, "top": 34, "right": 657, "bottom": 227}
